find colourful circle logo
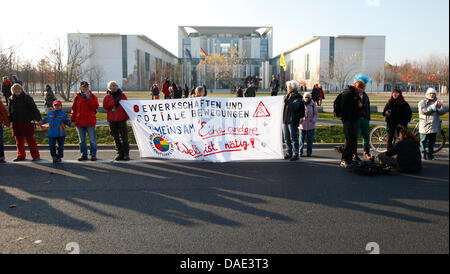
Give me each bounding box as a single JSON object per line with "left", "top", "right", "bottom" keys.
{"left": 134, "top": 105, "right": 140, "bottom": 112}
{"left": 153, "top": 137, "right": 170, "bottom": 152}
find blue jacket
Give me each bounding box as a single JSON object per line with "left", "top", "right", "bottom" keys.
{"left": 42, "top": 110, "right": 71, "bottom": 137}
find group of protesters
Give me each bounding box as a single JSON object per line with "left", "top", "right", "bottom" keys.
{"left": 151, "top": 77, "right": 208, "bottom": 99}
{"left": 0, "top": 74, "right": 447, "bottom": 175}
{"left": 0, "top": 80, "right": 131, "bottom": 163}
{"left": 334, "top": 74, "right": 446, "bottom": 174}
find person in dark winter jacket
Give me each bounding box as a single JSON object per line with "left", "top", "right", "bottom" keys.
{"left": 39, "top": 100, "right": 72, "bottom": 163}
{"left": 339, "top": 75, "right": 370, "bottom": 168}
{"left": 236, "top": 86, "right": 243, "bottom": 97}
{"left": 71, "top": 81, "right": 99, "bottom": 161}
{"left": 270, "top": 75, "right": 279, "bottom": 96}
{"left": 283, "top": 80, "right": 305, "bottom": 161}
{"left": 383, "top": 88, "right": 412, "bottom": 150}
{"left": 44, "top": 85, "right": 57, "bottom": 114}
{"left": 174, "top": 85, "right": 183, "bottom": 99}
{"left": 311, "top": 84, "right": 321, "bottom": 105}
{"left": 182, "top": 84, "right": 189, "bottom": 98}
{"left": 8, "top": 84, "right": 42, "bottom": 161}
{"left": 103, "top": 81, "right": 130, "bottom": 161}
{"left": 244, "top": 82, "right": 256, "bottom": 97}
{"left": 2, "top": 76, "right": 12, "bottom": 106}
{"left": 151, "top": 84, "right": 160, "bottom": 99}
{"left": 190, "top": 85, "right": 197, "bottom": 97}
{"left": 378, "top": 128, "right": 422, "bottom": 173}
{"left": 355, "top": 90, "right": 371, "bottom": 159}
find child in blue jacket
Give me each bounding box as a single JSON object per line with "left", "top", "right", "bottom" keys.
{"left": 40, "top": 100, "right": 72, "bottom": 163}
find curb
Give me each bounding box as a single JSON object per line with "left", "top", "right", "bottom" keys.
{"left": 4, "top": 143, "right": 351, "bottom": 151}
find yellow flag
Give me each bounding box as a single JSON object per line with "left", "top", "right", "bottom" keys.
{"left": 280, "top": 52, "right": 286, "bottom": 71}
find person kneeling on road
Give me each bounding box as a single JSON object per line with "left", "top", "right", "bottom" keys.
{"left": 378, "top": 128, "right": 422, "bottom": 174}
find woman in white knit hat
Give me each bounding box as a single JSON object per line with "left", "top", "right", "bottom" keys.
{"left": 418, "top": 88, "right": 447, "bottom": 160}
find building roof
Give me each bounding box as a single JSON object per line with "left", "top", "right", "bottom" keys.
{"left": 68, "top": 33, "right": 177, "bottom": 59}
{"left": 179, "top": 26, "right": 272, "bottom": 38}
{"left": 272, "top": 36, "right": 320, "bottom": 59}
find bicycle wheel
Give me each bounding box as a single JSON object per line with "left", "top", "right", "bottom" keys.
{"left": 370, "top": 126, "right": 388, "bottom": 153}
{"left": 434, "top": 131, "right": 446, "bottom": 154}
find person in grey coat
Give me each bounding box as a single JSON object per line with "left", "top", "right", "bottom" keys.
{"left": 418, "top": 88, "right": 447, "bottom": 160}
{"left": 44, "top": 85, "right": 57, "bottom": 114}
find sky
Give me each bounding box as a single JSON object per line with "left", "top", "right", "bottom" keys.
{"left": 0, "top": 0, "right": 448, "bottom": 65}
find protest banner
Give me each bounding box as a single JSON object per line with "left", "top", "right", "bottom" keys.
{"left": 120, "top": 96, "right": 284, "bottom": 162}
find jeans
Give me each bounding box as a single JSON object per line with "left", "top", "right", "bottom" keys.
{"left": 356, "top": 117, "right": 370, "bottom": 154}
{"left": 420, "top": 133, "right": 436, "bottom": 156}
{"left": 0, "top": 125, "right": 4, "bottom": 160}
{"left": 283, "top": 123, "right": 299, "bottom": 157}
{"left": 49, "top": 136, "right": 65, "bottom": 159}
{"left": 109, "top": 120, "right": 129, "bottom": 156}
{"left": 76, "top": 126, "right": 97, "bottom": 157}
{"left": 342, "top": 120, "right": 357, "bottom": 163}
{"left": 300, "top": 129, "right": 315, "bottom": 156}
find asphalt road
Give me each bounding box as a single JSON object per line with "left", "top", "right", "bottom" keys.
{"left": 0, "top": 148, "right": 448, "bottom": 254}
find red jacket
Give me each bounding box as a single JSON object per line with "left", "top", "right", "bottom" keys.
{"left": 161, "top": 81, "right": 170, "bottom": 97}
{"left": 71, "top": 91, "right": 99, "bottom": 127}
{"left": 103, "top": 91, "right": 129, "bottom": 122}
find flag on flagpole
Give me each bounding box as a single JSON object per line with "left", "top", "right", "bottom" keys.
{"left": 185, "top": 48, "right": 192, "bottom": 60}
{"left": 280, "top": 52, "right": 286, "bottom": 71}
{"left": 200, "top": 48, "right": 208, "bottom": 57}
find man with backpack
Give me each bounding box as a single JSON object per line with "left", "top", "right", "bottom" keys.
{"left": 334, "top": 74, "right": 371, "bottom": 168}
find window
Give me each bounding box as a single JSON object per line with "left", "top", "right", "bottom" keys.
{"left": 305, "top": 54, "right": 310, "bottom": 80}
{"left": 220, "top": 43, "right": 231, "bottom": 55}
{"left": 145, "top": 52, "right": 150, "bottom": 79}
{"left": 121, "top": 35, "right": 128, "bottom": 78}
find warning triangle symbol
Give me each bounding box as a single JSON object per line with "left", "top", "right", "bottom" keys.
{"left": 253, "top": 101, "right": 271, "bottom": 117}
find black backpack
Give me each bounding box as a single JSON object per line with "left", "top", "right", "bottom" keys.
{"left": 333, "top": 92, "right": 344, "bottom": 118}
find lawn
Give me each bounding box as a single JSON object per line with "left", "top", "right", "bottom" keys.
{"left": 2, "top": 125, "right": 448, "bottom": 146}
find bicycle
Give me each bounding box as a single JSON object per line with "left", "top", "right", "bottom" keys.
{"left": 370, "top": 119, "right": 446, "bottom": 153}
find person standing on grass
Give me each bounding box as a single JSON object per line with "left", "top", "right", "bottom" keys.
{"left": 0, "top": 99, "right": 10, "bottom": 163}
{"left": 8, "top": 84, "right": 42, "bottom": 162}
{"left": 282, "top": 80, "right": 305, "bottom": 161}
{"left": 244, "top": 82, "right": 256, "bottom": 97}
{"left": 318, "top": 85, "right": 325, "bottom": 106}
{"left": 71, "top": 81, "right": 99, "bottom": 161}
{"left": 418, "top": 88, "right": 447, "bottom": 160}
{"left": 236, "top": 86, "right": 244, "bottom": 97}
{"left": 2, "top": 76, "right": 12, "bottom": 106}
{"left": 194, "top": 86, "right": 206, "bottom": 97}
{"left": 182, "top": 84, "right": 189, "bottom": 98}
{"left": 383, "top": 88, "right": 412, "bottom": 150}
{"left": 103, "top": 81, "right": 130, "bottom": 161}
{"left": 161, "top": 77, "right": 171, "bottom": 99}
{"left": 311, "top": 84, "right": 321, "bottom": 105}
{"left": 151, "top": 83, "right": 160, "bottom": 100}
{"left": 299, "top": 92, "right": 318, "bottom": 157}
{"left": 39, "top": 100, "right": 72, "bottom": 163}
{"left": 44, "top": 84, "right": 57, "bottom": 114}
{"left": 270, "top": 75, "right": 279, "bottom": 96}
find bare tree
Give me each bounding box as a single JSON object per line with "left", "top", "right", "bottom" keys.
{"left": 47, "top": 38, "right": 92, "bottom": 101}
{"left": 370, "top": 69, "right": 384, "bottom": 92}
{"left": 332, "top": 50, "right": 362, "bottom": 91}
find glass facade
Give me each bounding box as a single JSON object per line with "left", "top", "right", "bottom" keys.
{"left": 121, "top": 35, "right": 128, "bottom": 79}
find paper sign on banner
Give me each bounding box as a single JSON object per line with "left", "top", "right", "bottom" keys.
{"left": 120, "top": 96, "right": 284, "bottom": 162}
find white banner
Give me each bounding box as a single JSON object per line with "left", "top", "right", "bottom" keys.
{"left": 120, "top": 96, "right": 284, "bottom": 162}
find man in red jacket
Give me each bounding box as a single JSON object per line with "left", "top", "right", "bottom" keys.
{"left": 103, "top": 81, "right": 130, "bottom": 161}
{"left": 71, "top": 81, "right": 99, "bottom": 161}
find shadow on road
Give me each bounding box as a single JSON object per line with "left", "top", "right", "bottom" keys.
{"left": 0, "top": 157, "right": 448, "bottom": 231}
